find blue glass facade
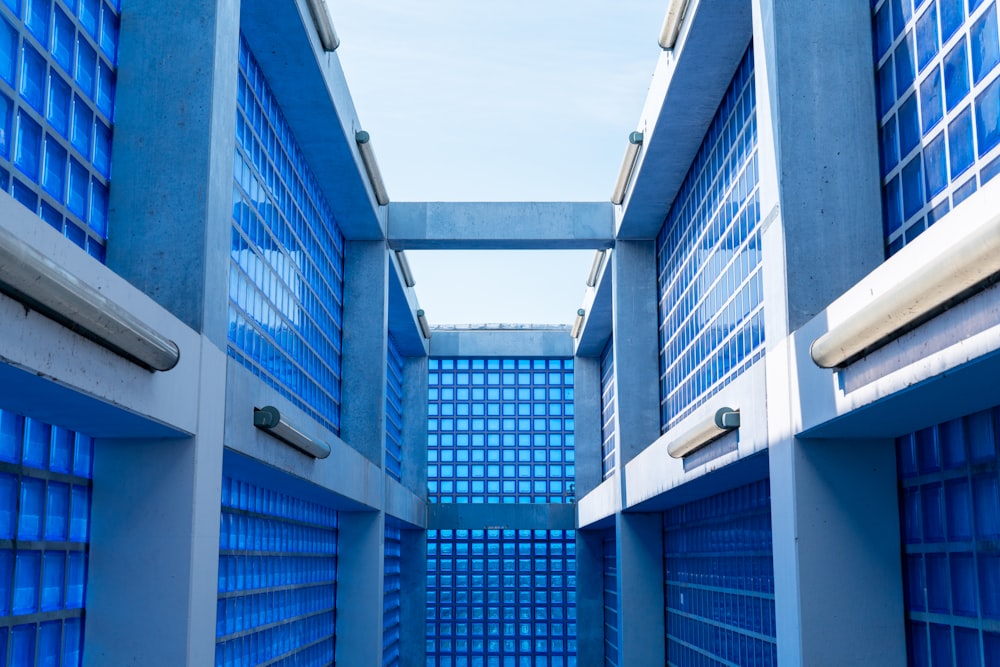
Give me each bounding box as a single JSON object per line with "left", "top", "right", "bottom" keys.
{"left": 0, "top": 409, "right": 93, "bottom": 667}
{"left": 602, "top": 532, "right": 619, "bottom": 667}
{"left": 874, "top": 0, "right": 1000, "bottom": 254}
{"left": 599, "top": 339, "right": 616, "bottom": 481}
{"left": 427, "top": 358, "right": 575, "bottom": 504}
{"left": 386, "top": 334, "right": 404, "bottom": 483}
{"left": 384, "top": 517, "right": 402, "bottom": 667}
{"left": 426, "top": 529, "right": 577, "bottom": 666}
{"left": 655, "top": 46, "right": 763, "bottom": 432}
{"left": 663, "top": 478, "right": 776, "bottom": 666}
{"left": 897, "top": 405, "right": 1000, "bottom": 665}
{"left": 216, "top": 473, "right": 338, "bottom": 667}
{"left": 0, "top": 0, "right": 119, "bottom": 262}
{"left": 229, "top": 35, "right": 345, "bottom": 435}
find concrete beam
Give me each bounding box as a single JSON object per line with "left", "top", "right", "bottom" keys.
{"left": 429, "top": 328, "right": 574, "bottom": 357}
{"left": 427, "top": 503, "right": 576, "bottom": 530}
{"left": 385, "top": 478, "right": 427, "bottom": 529}
{"left": 616, "top": 513, "right": 666, "bottom": 666}
{"left": 336, "top": 512, "right": 385, "bottom": 666}
{"left": 388, "top": 202, "right": 614, "bottom": 250}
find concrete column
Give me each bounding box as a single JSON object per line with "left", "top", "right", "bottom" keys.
{"left": 84, "top": 339, "right": 226, "bottom": 666}
{"left": 573, "top": 356, "right": 602, "bottom": 499}
{"left": 616, "top": 513, "right": 665, "bottom": 666}
{"left": 609, "top": 241, "right": 660, "bottom": 470}
{"left": 401, "top": 355, "right": 429, "bottom": 499}
{"left": 336, "top": 511, "right": 386, "bottom": 666}
{"left": 399, "top": 528, "right": 428, "bottom": 667}
{"left": 340, "top": 241, "right": 389, "bottom": 464}
{"left": 106, "top": 0, "right": 240, "bottom": 348}
{"left": 575, "top": 530, "right": 605, "bottom": 667}
{"left": 752, "top": 0, "right": 884, "bottom": 335}
{"left": 769, "top": 437, "right": 906, "bottom": 665}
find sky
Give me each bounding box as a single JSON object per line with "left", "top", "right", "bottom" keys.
{"left": 331, "top": 0, "right": 666, "bottom": 325}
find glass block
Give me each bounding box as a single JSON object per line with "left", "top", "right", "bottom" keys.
{"left": 18, "top": 477, "right": 44, "bottom": 540}
{"left": 51, "top": 5, "right": 75, "bottom": 74}
{"left": 65, "top": 551, "right": 85, "bottom": 608}
{"left": 47, "top": 70, "right": 71, "bottom": 138}
{"left": 45, "top": 480, "right": 69, "bottom": 540}
{"left": 13, "top": 550, "right": 41, "bottom": 615}
{"left": 14, "top": 110, "right": 43, "bottom": 180}
{"left": 916, "top": 3, "right": 940, "bottom": 70}
{"left": 25, "top": 0, "right": 50, "bottom": 44}
{"left": 0, "top": 16, "right": 15, "bottom": 85}
{"left": 74, "top": 34, "right": 95, "bottom": 97}
{"left": 68, "top": 484, "right": 89, "bottom": 542}
{"left": 0, "top": 474, "right": 13, "bottom": 540}
{"left": 971, "top": 3, "right": 1000, "bottom": 84}
{"left": 77, "top": 0, "right": 98, "bottom": 39}
{"left": 976, "top": 76, "right": 1000, "bottom": 156}
{"left": 896, "top": 31, "right": 917, "bottom": 97}
{"left": 940, "top": 0, "right": 965, "bottom": 42}
{"left": 42, "top": 134, "right": 67, "bottom": 199}
{"left": 944, "top": 37, "right": 970, "bottom": 111}
{"left": 949, "top": 105, "right": 976, "bottom": 177}
{"left": 40, "top": 552, "right": 64, "bottom": 611}
{"left": 901, "top": 154, "right": 925, "bottom": 218}
{"left": 982, "top": 554, "right": 1000, "bottom": 619}
{"left": 19, "top": 42, "right": 46, "bottom": 114}
{"left": 67, "top": 155, "right": 87, "bottom": 216}
{"left": 38, "top": 620, "right": 61, "bottom": 665}
{"left": 921, "top": 66, "right": 944, "bottom": 133}
{"left": 924, "top": 131, "right": 949, "bottom": 196}
{"left": 11, "top": 624, "right": 36, "bottom": 666}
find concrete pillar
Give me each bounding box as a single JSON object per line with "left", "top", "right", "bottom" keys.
{"left": 340, "top": 241, "right": 389, "bottom": 464}
{"left": 401, "top": 355, "right": 429, "bottom": 499}
{"left": 573, "top": 356, "right": 603, "bottom": 498}
{"left": 769, "top": 437, "right": 906, "bottom": 665}
{"left": 399, "top": 528, "right": 428, "bottom": 667}
{"left": 84, "top": 340, "right": 226, "bottom": 666}
{"left": 616, "top": 513, "right": 665, "bottom": 666}
{"left": 575, "top": 530, "right": 605, "bottom": 667}
{"left": 106, "top": 0, "right": 240, "bottom": 348}
{"left": 336, "top": 511, "right": 386, "bottom": 665}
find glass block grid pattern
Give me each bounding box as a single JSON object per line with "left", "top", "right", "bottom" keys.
{"left": 0, "top": 0, "right": 119, "bottom": 262}
{"left": 600, "top": 339, "right": 616, "bottom": 481}
{"left": 229, "top": 34, "right": 345, "bottom": 435}
{"left": 425, "top": 529, "right": 577, "bottom": 666}
{"left": 655, "top": 46, "right": 763, "bottom": 432}
{"left": 0, "top": 409, "right": 94, "bottom": 667}
{"left": 663, "top": 478, "right": 776, "bottom": 667}
{"left": 384, "top": 517, "right": 401, "bottom": 667}
{"left": 602, "top": 532, "right": 619, "bottom": 667}
{"left": 873, "top": 0, "right": 1000, "bottom": 255}
{"left": 216, "top": 473, "right": 338, "bottom": 667}
{"left": 427, "top": 358, "right": 575, "bottom": 504}
{"left": 386, "top": 334, "right": 404, "bottom": 483}
{"left": 897, "top": 404, "right": 1000, "bottom": 665}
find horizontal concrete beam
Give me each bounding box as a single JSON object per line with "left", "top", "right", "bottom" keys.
{"left": 427, "top": 503, "right": 577, "bottom": 530}
{"left": 429, "top": 328, "right": 575, "bottom": 357}
{"left": 388, "top": 202, "right": 614, "bottom": 249}
{"left": 385, "top": 478, "right": 427, "bottom": 529}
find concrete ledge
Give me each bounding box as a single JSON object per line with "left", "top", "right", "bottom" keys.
{"left": 388, "top": 202, "right": 614, "bottom": 250}
{"left": 576, "top": 476, "right": 619, "bottom": 529}
{"left": 427, "top": 503, "right": 576, "bottom": 530}
{"left": 385, "top": 478, "right": 427, "bottom": 529}
{"left": 429, "top": 328, "right": 574, "bottom": 357}
{"left": 575, "top": 253, "right": 613, "bottom": 357}
{"left": 388, "top": 253, "right": 429, "bottom": 357}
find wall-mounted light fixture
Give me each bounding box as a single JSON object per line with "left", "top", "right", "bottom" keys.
{"left": 254, "top": 406, "right": 331, "bottom": 459}
{"left": 395, "top": 250, "right": 415, "bottom": 287}
{"left": 611, "top": 131, "right": 644, "bottom": 205}
{"left": 416, "top": 309, "right": 432, "bottom": 339}
{"left": 305, "top": 0, "right": 340, "bottom": 51}
{"left": 586, "top": 249, "right": 608, "bottom": 288}
{"left": 667, "top": 407, "right": 740, "bottom": 458}
{"left": 570, "top": 309, "right": 586, "bottom": 339}
{"left": 0, "top": 232, "right": 180, "bottom": 371}
{"left": 658, "top": 0, "right": 692, "bottom": 49}
{"left": 810, "top": 206, "right": 1000, "bottom": 368}
{"left": 355, "top": 130, "right": 389, "bottom": 206}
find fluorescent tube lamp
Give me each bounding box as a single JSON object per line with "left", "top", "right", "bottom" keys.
{"left": 416, "top": 309, "right": 432, "bottom": 339}
{"left": 305, "top": 0, "right": 340, "bottom": 51}
{"left": 611, "top": 131, "right": 644, "bottom": 205}
{"left": 586, "top": 249, "right": 608, "bottom": 288}
{"left": 570, "top": 309, "right": 586, "bottom": 339}
{"left": 810, "top": 205, "right": 1000, "bottom": 368}
{"left": 658, "top": 0, "right": 692, "bottom": 49}
{"left": 253, "top": 406, "right": 331, "bottom": 459}
{"left": 355, "top": 131, "right": 389, "bottom": 206}
{"left": 395, "top": 250, "right": 415, "bottom": 287}
{"left": 667, "top": 407, "right": 740, "bottom": 458}
{"left": 0, "top": 231, "right": 179, "bottom": 371}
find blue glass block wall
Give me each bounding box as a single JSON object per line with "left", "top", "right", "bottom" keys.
{"left": 602, "top": 532, "right": 619, "bottom": 667}
{"left": 386, "top": 334, "right": 404, "bottom": 483}
{"left": 230, "top": 34, "right": 345, "bottom": 436}
{"left": 897, "top": 405, "right": 1000, "bottom": 665}
{"left": 663, "top": 478, "right": 776, "bottom": 666}
{"left": 426, "top": 529, "right": 577, "bottom": 666}
{"left": 873, "top": 0, "right": 1000, "bottom": 255}
{"left": 0, "top": 409, "right": 94, "bottom": 667}
{"left": 600, "top": 339, "right": 616, "bottom": 481}
{"left": 384, "top": 517, "right": 401, "bottom": 667}
{"left": 655, "top": 46, "right": 763, "bottom": 432}
{"left": 0, "top": 0, "right": 119, "bottom": 263}
{"left": 427, "top": 358, "right": 575, "bottom": 504}
{"left": 216, "top": 473, "right": 338, "bottom": 666}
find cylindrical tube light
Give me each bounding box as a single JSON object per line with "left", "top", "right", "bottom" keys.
{"left": 658, "top": 0, "right": 692, "bottom": 49}
{"left": 0, "top": 231, "right": 180, "bottom": 371}
{"left": 355, "top": 130, "right": 389, "bottom": 206}
{"left": 611, "top": 131, "right": 644, "bottom": 205}
{"left": 586, "top": 249, "right": 608, "bottom": 288}
{"left": 416, "top": 309, "right": 432, "bottom": 339}
{"left": 305, "top": 0, "right": 340, "bottom": 51}
{"left": 667, "top": 407, "right": 740, "bottom": 458}
{"left": 253, "top": 406, "right": 331, "bottom": 459}
{"left": 395, "top": 250, "right": 415, "bottom": 287}
{"left": 570, "top": 309, "right": 586, "bottom": 339}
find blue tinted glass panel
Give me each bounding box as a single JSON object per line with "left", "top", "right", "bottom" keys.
{"left": 971, "top": 4, "right": 1000, "bottom": 84}
{"left": 383, "top": 517, "right": 401, "bottom": 667}
{"left": 600, "top": 338, "right": 616, "bottom": 481}
{"left": 229, "top": 35, "right": 345, "bottom": 435}
{"left": 921, "top": 66, "right": 945, "bottom": 133}
{"left": 216, "top": 472, "right": 338, "bottom": 665}
{"left": 664, "top": 479, "right": 776, "bottom": 666}
{"left": 917, "top": 3, "right": 940, "bottom": 70}
{"left": 976, "top": 75, "right": 1000, "bottom": 155}
{"left": 385, "top": 335, "right": 403, "bottom": 483}
{"left": 656, "top": 46, "right": 762, "bottom": 430}
{"left": 427, "top": 358, "right": 575, "bottom": 504}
